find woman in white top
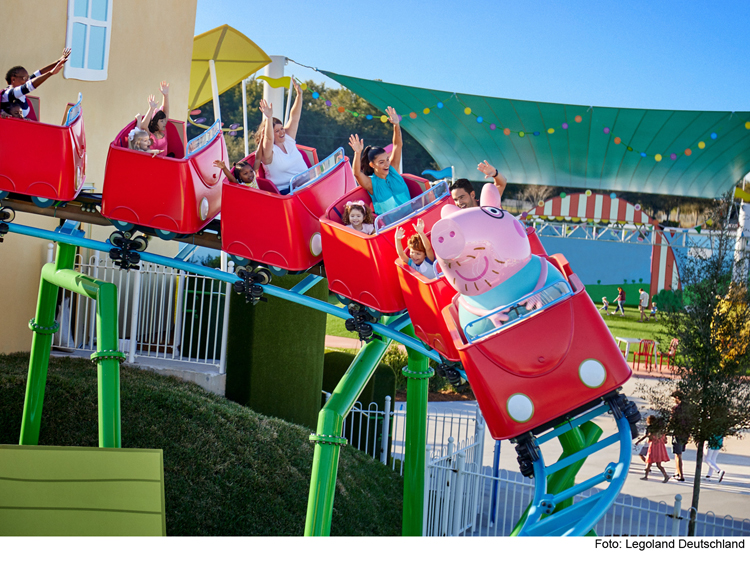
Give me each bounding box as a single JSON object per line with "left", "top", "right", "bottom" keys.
{"left": 258, "top": 79, "right": 307, "bottom": 193}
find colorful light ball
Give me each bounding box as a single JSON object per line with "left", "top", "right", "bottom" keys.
{"left": 519, "top": 131, "right": 525, "bottom": 137}
{"left": 194, "top": 117, "right": 206, "bottom": 124}
{"left": 409, "top": 112, "right": 417, "bottom": 119}
{"left": 562, "top": 122, "right": 568, "bottom": 129}
{"left": 603, "top": 127, "right": 610, "bottom": 134}
{"left": 614, "top": 137, "right": 621, "bottom": 144}
{"left": 655, "top": 154, "right": 662, "bottom": 162}
{"left": 423, "top": 108, "right": 430, "bottom": 115}
{"left": 533, "top": 131, "right": 540, "bottom": 136}
{"left": 325, "top": 100, "right": 332, "bottom": 107}
{"left": 610, "top": 192, "right": 617, "bottom": 199}
{"left": 476, "top": 116, "right": 483, "bottom": 123}
{"left": 574, "top": 115, "right": 582, "bottom": 123}
{"left": 190, "top": 109, "right": 202, "bottom": 115}
{"left": 503, "top": 128, "right": 511, "bottom": 135}
{"left": 585, "top": 190, "right": 592, "bottom": 196}
{"left": 299, "top": 83, "right": 307, "bottom": 90}
{"left": 560, "top": 192, "right": 567, "bottom": 198}
{"left": 746, "top": 121, "right": 750, "bottom": 130}
{"left": 635, "top": 204, "right": 641, "bottom": 211}
{"left": 312, "top": 92, "right": 320, "bottom": 99}
{"left": 626, "top": 146, "right": 632, "bottom": 151}
{"left": 640, "top": 152, "right": 647, "bottom": 157}
{"left": 490, "top": 124, "right": 497, "bottom": 130}
{"left": 670, "top": 153, "right": 677, "bottom": 160}
{"left": 437, "top": 102, "right": 444, "bottom": 109}
{"left": 698, "top": 141, "right": 706, "bottom": 149}
{"left": 685, "top": 148, "right": 692, "bottom": 156}
{"left": 337, "top": 106, "right": 345, "bottom": 113}
{"left": 380, "top": 115, "right": 388, "bottom": 123}
{"left": 710, "top": 132, "right": 717, "bottom": 139}
{"left": 352, "top": 112, "right": 359, "bottom": 117}
{"left": 366, "top": 114, "right": 373, "bottom": 120}
{"left": 547, "top": 128, "right": 554, "bottom": 134}
{"left": 464, "top": 107, "right": 472, "bottom": 115}
{"left": 538, "top": 200, "right": 545, "bottom": 206}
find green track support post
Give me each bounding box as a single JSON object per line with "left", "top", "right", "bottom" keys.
{"left": 20, "top": 242, "right": 124, "bottom": 448}
{"left": 304, "top": 334, "right": 392, "bottom": 536}
{"left": 401, "top": 323, "right": 432, "bottom": 536}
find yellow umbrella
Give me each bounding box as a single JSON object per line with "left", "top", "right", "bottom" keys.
{"left": 189, "top": 24, "right": 271, "bottom": 117}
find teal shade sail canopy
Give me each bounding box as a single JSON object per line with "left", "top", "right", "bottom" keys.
{"left": 321, "top": 71, "right": 750, "bottom": 199}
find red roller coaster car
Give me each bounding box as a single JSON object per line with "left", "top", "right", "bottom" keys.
{"left": 440, "top": 250, "right": 632, "bottom": 440}
{"left": 100, "top": 119, "right": 226, "bottom": 238}
{"left": 321, "top": 178, "right": 452, "bottom": 314}
{"left": 222, "top": 147, "right": 356, "bottom": 272}
{"left": 0, "top": 94, "right": 86, "bottom": 207}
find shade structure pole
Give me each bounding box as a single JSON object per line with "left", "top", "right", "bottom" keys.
{"left": 242, "top": 78, "right": 249, "bottom": 156}
{"left": 283, "top": 75, "right": 294, "bottom": 125}
{"left": 208, "top": 59, "right": 221, "bottom": 123}
{"left": 262, "top": 56, "right": 286, "bottom": 121}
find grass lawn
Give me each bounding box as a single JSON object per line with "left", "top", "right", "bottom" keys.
{"left": 599, "top": 305, "right": 671, "bottom": 363}
{"left": 0, "top": 353, "right": 403, "bottom": 536}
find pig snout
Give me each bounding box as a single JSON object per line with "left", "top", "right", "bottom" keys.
{"left": 432, "top": 218, "right": 466, "bottom": 260}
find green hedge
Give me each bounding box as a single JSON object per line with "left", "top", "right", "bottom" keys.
{"left": 0, "top": 353, "right": 402, "bottom": 536}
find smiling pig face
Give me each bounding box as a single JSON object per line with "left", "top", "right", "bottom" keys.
{"left": 432, "top": 184, "right": 531, "bottom": 297}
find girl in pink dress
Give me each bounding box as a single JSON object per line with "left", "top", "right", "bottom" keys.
{"left": 636, "top": 415, "right": 671, "bottom": 482}
{"left": 147, "top": 81, "right": 170, "bottom": 155}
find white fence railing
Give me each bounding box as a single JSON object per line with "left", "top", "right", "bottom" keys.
{"left": 425, "top": 465, "right": 750, "bottom": 537}
{"left": 52, "top": 251, "right": 231, "bottom": 369}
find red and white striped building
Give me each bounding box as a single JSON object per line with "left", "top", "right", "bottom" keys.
{"left": 528, "top": 193, "right": 680, "bottom": 298}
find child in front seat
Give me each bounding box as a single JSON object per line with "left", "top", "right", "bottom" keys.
{"left": 342, "top": 200, "right": 375, "bottom": 234}
{"left": 213, "top": 160, "right": 259, "bottom": 190}
{"left": 395, "top": 218, "right": 436, "bottom": 279}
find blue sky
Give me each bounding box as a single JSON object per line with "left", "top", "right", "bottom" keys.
{"left": 195, "top": 0, "right": 750, "bottom": 111}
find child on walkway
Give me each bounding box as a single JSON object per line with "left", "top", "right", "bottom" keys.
{"left": 396, "top": 218, "right": 436, "bottom": 279}
{"left": 649, "top": 302, "right": 658, "bottom": 321}
{"left": 600, "top": 297, "right": 610, "bottom": 315}
{"left": 342, "top": 200, "right": 375, "bottom": 234}
{"left": 636, "top": 415, "right": 671, "bottom": 482}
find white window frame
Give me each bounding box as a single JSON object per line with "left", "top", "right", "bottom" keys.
{"left": 64, "top": 0, "right": 113, "bottom": 81}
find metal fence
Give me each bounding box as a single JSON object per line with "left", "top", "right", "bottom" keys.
{"left": 323, "top": 393, "right": 482, "bottom": 478}
{"left": 425, "top": 465, "right": 750, "bottom": 537}
{"left": 51, "top": 249, "right": 231, "bottom": 370}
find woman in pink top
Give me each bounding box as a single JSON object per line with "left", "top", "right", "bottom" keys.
{"left": 258, "top": 79, "right": 307, "bottom": 193}
{"left": 147, "top": 81, "right": 170, "bottom": 155}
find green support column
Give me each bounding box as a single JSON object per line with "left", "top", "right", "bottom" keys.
{"left": 401, "top": 323, "right": 432, "bottom": 536}
{"left": 305, "top": 334, "right": 392, "bottom": 536}
{"left": 20, "top": 242, "right": 124, "bottom": 448}
{"left": 19, "top": 243, "right": 75, "bottom": 446}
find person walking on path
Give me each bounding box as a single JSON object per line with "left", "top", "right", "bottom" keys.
{"left": 670, "top": 391, "right": 689, "bottom": 481}
{"left": 639, "top": 288, "right": 650, "bottom": 322}
{"left": 612, "top": 287, "right": 626, "bottom": 316}
{"left": 636, "top": 415, "right": 671, "bottom": 482}
{"left": 705, "top": 434, "right": 726, "bottom": 482}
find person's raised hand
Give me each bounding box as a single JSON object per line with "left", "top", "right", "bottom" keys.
{"left": 212, "top": 160, "right": 225, "bottom": 169}
{"left": 259, "top": 99, "right": 273, "bottom": 119}
{"left": 148, "top": 94, "right": 158, "bottom": 109}
{"left": 160, "top": 81, "right": 169, "bottom": 96}
{"left": 395, "top": 226, "right": 406, "bottom": 240}
{"left": 292, "top": 78, "right": 302, "bottom": 95}
{"left": 413, "top": 218, "right": 425, "bottom": 234}
{"left": 385, "top": 106, "right": 400, "bottom": 125}
{"left": 60, "top": 47, "right": 72, "bottom": 62}
{"left": 477, "top": 160, "right": 497, "bottom": 179}
{"left": 348, "top": 134, "right": 364, "bottom": 154}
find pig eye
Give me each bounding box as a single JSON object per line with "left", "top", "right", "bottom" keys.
{"left": 481, "top": 206, "right": 505, "bottom": 219}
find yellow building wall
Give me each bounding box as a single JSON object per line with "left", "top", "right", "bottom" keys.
{"left": 0, "top": 0, "right": 197, "bottom": 353}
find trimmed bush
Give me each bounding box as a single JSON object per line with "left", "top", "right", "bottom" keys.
{"left": 0, "top": 353, "right": 403, "bottom": 536}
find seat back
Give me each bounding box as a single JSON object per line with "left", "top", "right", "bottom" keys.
{"left": 27, "top": 95, "right": 40, "bottom": 121}
{"left": 638, "top": 339, "right": 655, "bottom": 355}
{"left": 669, "top": 338, "right": 679, "bottom": 355}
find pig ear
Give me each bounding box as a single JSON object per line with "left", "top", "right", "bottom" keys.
{"left": 480, "top": 183, "right": 502, "bottom": 208}
{"left": 441, "top": 204, "right": 461, "bottom": 218}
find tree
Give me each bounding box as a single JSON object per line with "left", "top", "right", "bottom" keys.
{"left": 637, "top": 192, "right": 750, "bottom": 535}
{"left": 517, "top": 184, "right": 554, "bottom": 208}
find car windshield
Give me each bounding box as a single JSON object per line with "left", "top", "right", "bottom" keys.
{"left": 64, "top": 93, "right": 83, "bottom": 127}
{"left": 289, "top": 147, "right": 344, "bottom": 193}
{"left": 186, "top": 120, "right": 221, "bottom": 157}
{"left": 464, "top": 280, "right": 573, "bottom": 343}
{"left": 374, "top": 181, "right": 449, "bottom": 234}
